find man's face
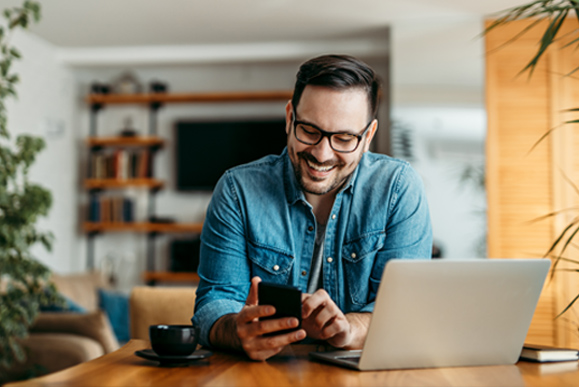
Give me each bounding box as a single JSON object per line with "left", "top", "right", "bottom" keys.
{"left": 285, "top": 85, "right": 377, "bottom": 197}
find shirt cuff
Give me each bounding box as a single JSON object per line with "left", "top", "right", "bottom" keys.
{"left": 358, "top": 301, "right": 375, "bottom": 313}
{"left": 192, "top": 299, "right": 244, "bottom": 347}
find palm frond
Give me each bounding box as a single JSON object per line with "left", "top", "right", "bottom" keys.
{"left": 527, "top": 124, "right": 563, "bottom": 154}
{"left": 556, "top": 292, "right": 579, "bottom": 319}
{"left": 527, "top": 207, "right": 579, "bottom": 223}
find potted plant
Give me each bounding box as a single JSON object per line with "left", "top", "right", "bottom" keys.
{"left": 0, "top": 1, "right": 62, "bottom": 381}
{"left": 484, "top": 0, "right": 579, "bottom": 319}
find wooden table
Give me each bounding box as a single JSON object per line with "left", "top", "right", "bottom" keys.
{"left": 6, "top": 340, "right": 579, "bottom": 387}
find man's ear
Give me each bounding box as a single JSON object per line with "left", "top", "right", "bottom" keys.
{"left": 285, "top": 101, "right": 293, "bottom": 135}
{"left": 363, "top": 119, "right": 378, "bottom": 152}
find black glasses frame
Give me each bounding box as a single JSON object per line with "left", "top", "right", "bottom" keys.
{"left": 291, "top": 111, "right": 373, "bottom": 153}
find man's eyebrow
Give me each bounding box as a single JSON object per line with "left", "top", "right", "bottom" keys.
{"left": 295, "top": 116, "right": 360, "bottom": 135}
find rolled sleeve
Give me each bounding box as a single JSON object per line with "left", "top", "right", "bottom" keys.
{"left": 192, "top": 299, "right": 244, "bottom": 347}
{"left": 358, "top": 301, "right": 375, "bottom": 314}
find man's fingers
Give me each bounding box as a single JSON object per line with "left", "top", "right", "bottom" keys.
{"left": 320, "top": 316, "right": 348, "bottom": 339}
{"left": 243, "top": 328, "right": 306, "bottom": 354}
{"left": 246, "top": 276, "right": 262, "bottom": 306}
{"left": 241, "top": 315, "right": 300, "bottom": 338}
{"left": 302, "top": 289, "right": 330, "bottom": 318}
{"left": 238, "top": 304, "right": 275, "bottom": 324}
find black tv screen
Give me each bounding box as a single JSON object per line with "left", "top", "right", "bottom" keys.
{"left": 175, "top": 118, "right": 288, "bottom": 190}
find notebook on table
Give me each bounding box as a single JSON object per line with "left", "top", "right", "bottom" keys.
{"left": 309, "top": 258, "right": 550, "bottom": 371}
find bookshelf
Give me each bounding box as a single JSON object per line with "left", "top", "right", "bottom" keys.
{"left": 84, "top": 89, "right": 292, "bottom": 285}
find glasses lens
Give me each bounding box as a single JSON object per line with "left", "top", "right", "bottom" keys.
{"left": 330, "top": 134, "right": 358, "bottom": 152}
{"left": 295, "top": 123, "right": 321, "bottom": 145}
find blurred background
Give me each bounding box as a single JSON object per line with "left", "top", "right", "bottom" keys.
{"left": 1, "top": 0, "right": 525, "bottom": 289}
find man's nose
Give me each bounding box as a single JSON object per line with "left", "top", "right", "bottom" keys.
{"left": 310, "top": 136, "right": 335, "bottom": 163}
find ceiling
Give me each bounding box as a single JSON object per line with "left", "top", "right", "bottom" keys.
{"left": 0, "top": 0, "right": 524, "bottom": 48}
{"left": 0, "top": 0, "right": 529, "bottom": 99}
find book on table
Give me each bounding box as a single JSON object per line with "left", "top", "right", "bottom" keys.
{"left": 520, "top": 344, "right": 579, "bottom": 362}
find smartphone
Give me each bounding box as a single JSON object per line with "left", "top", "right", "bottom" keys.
{"left": 257, "top": 282, "right": 302, "bottom": 336}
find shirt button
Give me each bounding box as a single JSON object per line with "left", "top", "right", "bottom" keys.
{"left": 327, "top": 257, "right": 333, "bottom": 263}
{"left": 331, "top": 214, "right": 336, "bottom": 220}
{"left": 301, "top": 270, "right": 307, "bottom": 276}
{"left": 273, "top": 265, "right": 280, "bottom": 271}
{"left": 351, "top": 253, "right": 357, "bottom": 259}
{"left": 308, "top": 226, "right": 314, "bottom": 232}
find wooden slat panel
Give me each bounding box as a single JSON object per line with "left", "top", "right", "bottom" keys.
{"left": 486, "top": 18, "right": 579, "bottom": 347}
{"left": 486, "top": 19, "right": 555, "bottom": 346}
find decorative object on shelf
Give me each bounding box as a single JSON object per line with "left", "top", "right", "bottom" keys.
{"left": 119, "top": 117, "right": 138, "bottom": 137}
{"left": 149, "top": 80, "right": 168, "bottom": 93}
{"left": 112, "top": 71, "right": 143, "bottom": 95}
{"left": 0, "top": 1, "right": 64, "bottom": 382}
{"left": 90, "top": 81, "right": 111, "bottom": 95}
{"left": 149, "top": 216, "right": 176, "bottom": 224}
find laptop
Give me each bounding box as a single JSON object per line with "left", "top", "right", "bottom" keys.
{"left": 309, "top": 258, "right": 550, "bottom": 371}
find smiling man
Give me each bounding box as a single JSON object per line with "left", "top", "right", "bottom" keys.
{"left": 192, "top": 55, "right": 432, "bottom": 361}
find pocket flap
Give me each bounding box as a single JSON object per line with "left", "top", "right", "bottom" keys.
{"left": 247, "top": 242, "right": 294, "bottom": 275}
{"left": 342, "top": 231, "right": 385, "bottom": 263}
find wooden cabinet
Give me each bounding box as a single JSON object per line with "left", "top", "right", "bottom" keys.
{"left": 84, "top": 90, "right": 292, "bottom": 284}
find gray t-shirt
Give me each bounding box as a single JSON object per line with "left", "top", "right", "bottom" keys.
{"left": 307, "top": 221, "right": 327, "bottom": 294}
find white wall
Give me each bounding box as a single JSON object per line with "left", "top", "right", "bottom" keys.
{"left": 391, "top": 106, "right": 486, "bottom": 258}
{"left": 6, "top": 30, "right": 78, "bottom": 273}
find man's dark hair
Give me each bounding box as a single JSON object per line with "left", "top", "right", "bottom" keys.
{"left": 292, "top": 54, "right": 381, "bottom": 120}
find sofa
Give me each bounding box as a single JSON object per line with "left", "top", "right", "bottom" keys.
{"left": 6, "top": 273, "right": 198, "bottom": 383}
{"left": 6, "top": 272, "right": 120, "bottom": 382}
{"left": 129, "top": 286, "right": 197, "bottom": 340}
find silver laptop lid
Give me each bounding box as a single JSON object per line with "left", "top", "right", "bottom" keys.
{"left": 359, "top": 259, "right": 550, "bottom": 370}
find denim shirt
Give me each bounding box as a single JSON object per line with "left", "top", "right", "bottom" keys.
{"left": 192, "top": 148, "right": 432, "bottom": 347}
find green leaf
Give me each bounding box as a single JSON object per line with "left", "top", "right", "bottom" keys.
{"left": 543, "top": 218, "right": 579, "bottom": 259}
{"left": 527, "top": 206, "right": 579, "bottom": 223}
{"left": 556, "top": 292, "right": 579, "bottom": 319}
{"left": 521, "top": 9, "right": 569, "bottom": 77}
{"left": 9, "top": 48, "right": 21, "bottom": 59}
{"left": 527, "top": 124, "right": 562, "bottom": 154}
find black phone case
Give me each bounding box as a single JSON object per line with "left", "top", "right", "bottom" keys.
{"left": 258, "top": 282, "right": 302, "bottom": 336}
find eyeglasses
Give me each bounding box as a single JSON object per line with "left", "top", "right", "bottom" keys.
{"left": 292, "top": 111, "right": 373, "bottom": 153}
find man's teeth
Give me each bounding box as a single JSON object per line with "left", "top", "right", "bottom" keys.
{"left": 307, "top": 160, "right": 334, "bottom": 172}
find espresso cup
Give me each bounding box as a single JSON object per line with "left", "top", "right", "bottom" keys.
{"left": 149, "top": 324, "right": 199, "bottom": 357}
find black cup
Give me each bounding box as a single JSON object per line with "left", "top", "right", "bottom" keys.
{"left": 149, "top": 325, "right": 199, "bottom": 357}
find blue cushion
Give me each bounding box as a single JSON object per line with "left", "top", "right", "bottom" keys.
{"left": 98, "top": 288, "right": 130, "bottom": 344}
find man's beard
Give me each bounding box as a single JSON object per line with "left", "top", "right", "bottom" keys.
{"left": 292, "top": 151, "right": 350, "bottom": 196}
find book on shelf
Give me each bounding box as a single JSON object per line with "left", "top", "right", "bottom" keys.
{"left": 89, "top": 149, "right": 151, "bottom": 179}
{"left": 90, "top": 195, "right": 135, "bottom": 223}
{"left": 520, "top": 344, "right": 579, "bottom": 362}
{"left": 89, "top": 195, "right": 100, "bottom": 222}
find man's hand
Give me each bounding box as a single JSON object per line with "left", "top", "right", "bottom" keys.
{"left": 209, "top": 277, "right": 306, "bottom": 361}
{"left": 301, "top": 289, "right": 371, "bottom": 349}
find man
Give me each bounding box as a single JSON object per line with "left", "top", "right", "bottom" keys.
{"left": 192, "top": 54, "right": 432, "bottom": 361}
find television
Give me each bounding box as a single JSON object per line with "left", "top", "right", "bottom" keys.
{"left": 175, "top": 118, "right": 288, "bottom": 190}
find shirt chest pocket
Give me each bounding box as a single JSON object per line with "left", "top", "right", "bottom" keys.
{"left": 247, "top": 242, "right": 294, "bottom": 285}
{"left": 342, "top": 231, "right": 385, "bottom": 305}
